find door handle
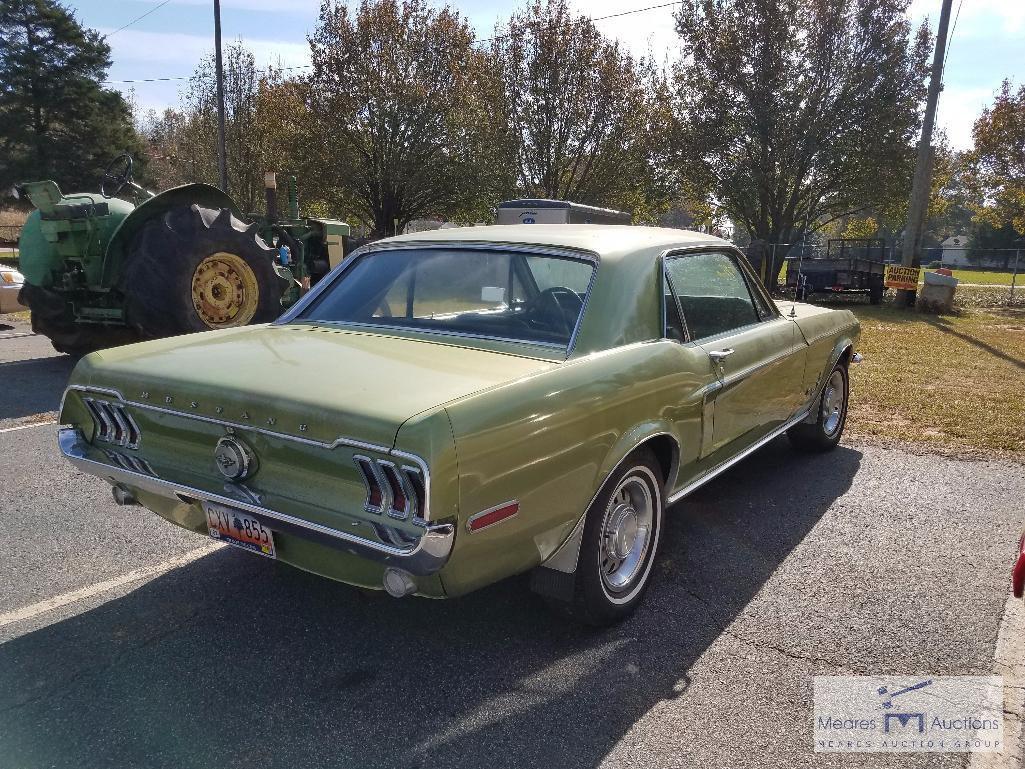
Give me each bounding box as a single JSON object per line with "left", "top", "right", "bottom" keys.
{"left": 708, "top": 348, "right": 735, "bottom": 362}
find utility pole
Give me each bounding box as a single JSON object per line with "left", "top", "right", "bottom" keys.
{"left": 898, "top": 0, "right": 954, "bottom": 306}
{"left": 213, "top": 0, "right": 228, "bottom": 193}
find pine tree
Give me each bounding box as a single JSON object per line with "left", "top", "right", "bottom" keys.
{"left": 0, "top": 0, "right": 144, "bottom": 193}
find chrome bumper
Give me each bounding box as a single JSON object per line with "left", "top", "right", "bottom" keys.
{"left": 58, "top": 428, "right": 456, "bottom": 576}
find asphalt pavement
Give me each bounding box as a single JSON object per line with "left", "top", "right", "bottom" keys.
{"left": 1, "top": 315, "right": 1022, "bottom": 769}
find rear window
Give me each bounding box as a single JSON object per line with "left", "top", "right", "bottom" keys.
{"left": 299, "top": 247, "right": 595, "bottom": 348}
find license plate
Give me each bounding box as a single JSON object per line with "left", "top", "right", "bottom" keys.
{"left": 205, "top": 503, "right": 276, "bottom": 559}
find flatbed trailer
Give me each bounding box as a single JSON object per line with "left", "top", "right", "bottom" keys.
{"left": 785, "top": 238, "right": 887, "bottom": 304}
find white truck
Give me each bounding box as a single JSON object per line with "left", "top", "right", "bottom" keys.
{"left": 497, "top": 199, "right": 631, "bottom": 225}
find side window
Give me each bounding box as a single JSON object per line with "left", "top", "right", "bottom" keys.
{"left": 663, "top": 273, "right": 687, "bottom": 342}
{"left": 665, "top": 251, "right": 760, "bottom": 340}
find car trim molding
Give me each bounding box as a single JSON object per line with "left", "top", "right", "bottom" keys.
{"left": 667, "top": 407, "right": 812, "bottom": 504}
{"left": 58, "top": 427, "right": 454, "bottom": 576}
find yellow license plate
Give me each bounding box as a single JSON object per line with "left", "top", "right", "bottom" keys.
{"left": 205, "top": 503, "right": 276, "bottom": 558}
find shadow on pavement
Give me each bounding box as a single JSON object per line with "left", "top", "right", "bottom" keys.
{"left": 0, "top": 439, "right": 862, "bottom": 769}
{"left": 0, "top": 355, "right": 76, "bottom": 420}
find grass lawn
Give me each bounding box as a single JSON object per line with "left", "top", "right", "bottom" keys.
{"left": 936, "top": 269, "right": 1022, "bottom": 286}
{"left": 846, "top": 302, "right": 1025, "bottom": 458}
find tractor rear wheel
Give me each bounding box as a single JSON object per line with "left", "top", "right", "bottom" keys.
{"left": 123, "top": 205, "right": 282, "bottom": 339}
{"left": 18, "top": 283, "right": 139, "bottom": 356}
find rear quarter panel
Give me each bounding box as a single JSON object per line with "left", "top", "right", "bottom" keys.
{"left": 791, "top": 305, "right": 860, "bottom": 393}
{"left": 434, "top": 341, "right": 708, "bottom": 597}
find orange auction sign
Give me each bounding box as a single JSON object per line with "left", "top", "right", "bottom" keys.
{"left": 884, "top": 265, "right": 921, "bottom": 290}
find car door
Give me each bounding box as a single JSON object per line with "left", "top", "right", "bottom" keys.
{"left": 664, "top": 250, "right": 806, "bottom": 456}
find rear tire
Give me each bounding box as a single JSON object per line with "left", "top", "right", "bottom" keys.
{"left": 123, "top": 205, "right": 282, "bottom": 339}
{"left": 788, "top": 361, "right": 849, "bottom": 452}
{"left": 547, "top": 448, "right": 664, "bottom": 626}
{"left": 19, "top": 282, "right": 138, "bottom": 356}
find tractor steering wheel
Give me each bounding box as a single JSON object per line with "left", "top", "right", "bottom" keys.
{"left": 101, "top": 153, "right": 134, "bottom": 199}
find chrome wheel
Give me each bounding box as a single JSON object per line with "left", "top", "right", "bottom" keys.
{"left": 599, "top": 474, "right": 654, "bottom": 594}
{"left": 821, "top": 369, "right": 846, "bottom": 437}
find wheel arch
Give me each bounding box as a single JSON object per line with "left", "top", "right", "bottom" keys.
{"left": 538, "top": 423, "right": 680, "bottom": 577}
{"left": 801, "top": 335, "right": 856, "bottom": 424}
{"left": 101, "top": 184, "right": 245, "bottom": 287}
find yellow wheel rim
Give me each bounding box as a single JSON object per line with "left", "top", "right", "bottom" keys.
{"left": 190, "top": 252, "right": 259, "bottom": 329}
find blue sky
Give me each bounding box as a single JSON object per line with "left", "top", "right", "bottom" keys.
{"left": 66, "top": 0, "right": 1025, "bottom": 150}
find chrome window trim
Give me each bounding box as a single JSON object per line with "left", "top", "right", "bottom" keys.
{"left": 299, "top": 319, "right": 566, "bottom": 352}
{"left": 63, "top": 384, "right": 434, "bottom": 522}
{"left": 661, "top": 247, "right": 779, "bottom": 344}
{"left": 276, "top": 241, "right": 600, "bottom": 359}
{"left": 659, "top": 256, "right": 692, "bottom": 343}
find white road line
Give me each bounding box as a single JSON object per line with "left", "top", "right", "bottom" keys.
{"left": 0, "top": 420, "right": 57, "bottom": 433}
{"left": 0, "top": 543, "right": 221, "bottom": 629}
{"left": 968, "top": 595, "right": 1025, "bottom": 769}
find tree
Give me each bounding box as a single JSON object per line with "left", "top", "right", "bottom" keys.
{"left": 308, "top": 0, "right": 507, "bottom": 236}
{"left": 493, "top": 0, "right": 665, "bottom": 216}
{"left": 970, "top": 80, "right": 1025, "bottom": 237}
{"left": 670, "top": 0, "right": 931, "bottom": 285}
{"left": 0, "top": 0, "right": 144, "bottom": 192}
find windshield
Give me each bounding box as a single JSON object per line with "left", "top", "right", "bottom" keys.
{"left": 298, "top": 247, "right": 595, "bottom": 348}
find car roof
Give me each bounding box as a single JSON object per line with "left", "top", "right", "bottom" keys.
{"left": 375, "top": 224, "right": 733, "bottom": 262}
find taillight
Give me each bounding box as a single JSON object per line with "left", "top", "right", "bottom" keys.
{"left": 380, "top": 462, "right": 407, "bottom": 517}
{"left": 354, "top": 457, "right": 385, "bottom": 512}
{"left": 84, "top": 398, "right": 141, "bottom": 448}
{"left": 354, "top": 456, "right": 426, "bottom": 521}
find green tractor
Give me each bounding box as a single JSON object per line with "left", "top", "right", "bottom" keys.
{"left": 16, "top": 154, "right": 350, "bottom": 354}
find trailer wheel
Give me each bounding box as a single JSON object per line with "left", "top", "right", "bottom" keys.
{"left": 869, "top": 284, "right": 884, "bottom": 305}
{"left": 122, "top": 205, "right": 282, "bottom": 339}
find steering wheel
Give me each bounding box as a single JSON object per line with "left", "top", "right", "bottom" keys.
{"left": 101, "top": 153, "right": 134, "bottom": 199}
{"left": 529, "top": 286, "right": 584, "bottom": 334}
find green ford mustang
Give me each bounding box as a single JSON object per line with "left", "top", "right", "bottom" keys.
{"left": 58, "top": 225, "right": 860, "bottom": 624}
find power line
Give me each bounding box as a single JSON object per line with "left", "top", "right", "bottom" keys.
{"left": 940, "top": 0, "right": 964, "bottom": 79}
{"left": 105, "top": 63, "right": 312, "bottom": 85}
{"left": 477, "top": 0, "right": 683, "bottom": 45}
{"left": 105, "top": 0, "right": 173, "bottom": 39}
{"left": 102, "top": 0, "right": 683, "bottom": 85}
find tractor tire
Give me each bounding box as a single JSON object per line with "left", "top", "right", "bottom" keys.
{"left": 122, "top": 205, "right": 282, "bottom": 339}
{"left": 18, "top": 282, "right": 139, "bottom": 356}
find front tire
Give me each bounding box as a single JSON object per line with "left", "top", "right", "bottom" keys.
{"left": 788, "top": 361, "right": 849, "bottom": 452}
{"left": 550, "top": 449, "right": 664, "bottom": 626}
{"left": 122, "top": 205, "right": 282, "bottom": 339}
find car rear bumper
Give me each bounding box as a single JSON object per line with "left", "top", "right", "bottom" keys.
{"left": 58, "top": 427, "right": 456, "bottom": 576}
